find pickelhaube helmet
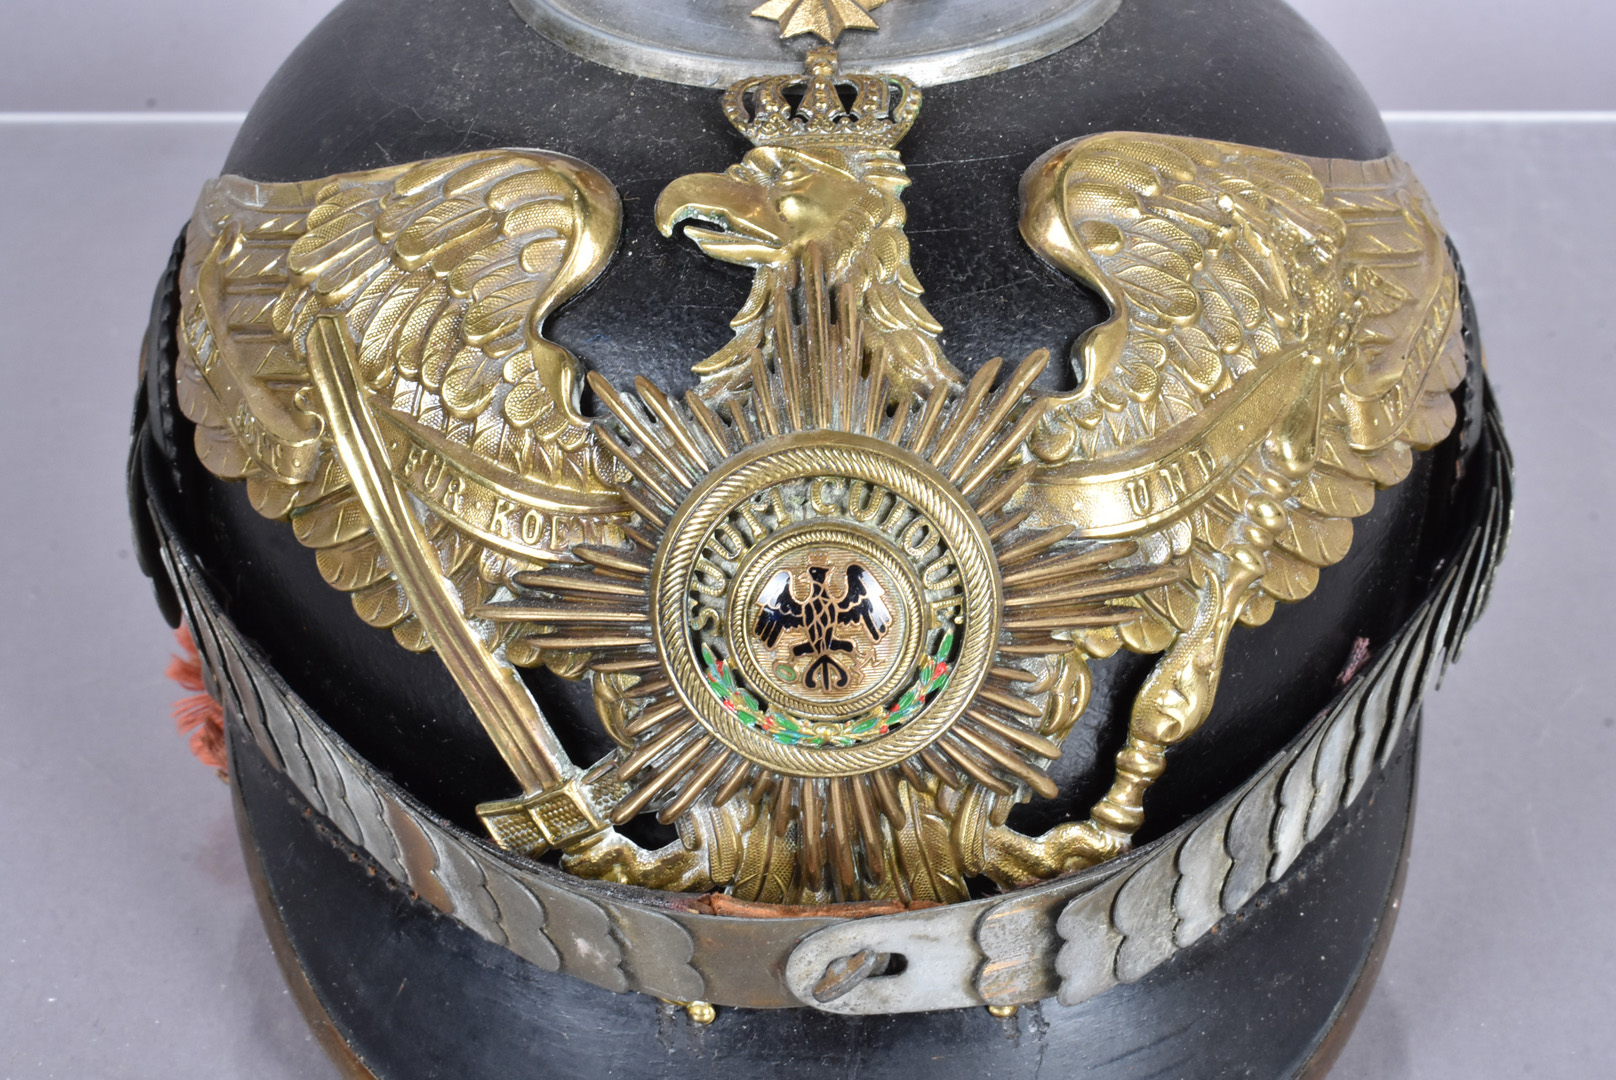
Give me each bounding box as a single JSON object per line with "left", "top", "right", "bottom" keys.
{"left": 128, "top": 0, "right": 1513, "bottom": 1075}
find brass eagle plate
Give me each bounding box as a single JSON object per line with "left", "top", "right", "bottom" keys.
{"left": 177, "top": 48, "right": 1463, "bottom": 906}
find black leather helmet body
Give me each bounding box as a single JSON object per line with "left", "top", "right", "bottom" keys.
{"left": 130, "top": 1, "right": 1511, "bottom": 1076}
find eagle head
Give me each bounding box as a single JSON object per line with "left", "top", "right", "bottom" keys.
{"left": 656, "top": 146, "right": 898, "bottom": 274}
{"left": 655, "top": 144, "right": 953, "bottom": 389}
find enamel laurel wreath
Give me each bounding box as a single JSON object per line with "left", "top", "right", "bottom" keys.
{"left": 177, "top": 48, "right": 1463, "bottom": 905}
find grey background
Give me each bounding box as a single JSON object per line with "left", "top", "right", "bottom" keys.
{"left": 5, "top": 0, "right": 1615, "bottom": 111}
{"left": 1, "top": 2, "right": 1611, "bottom": 1078}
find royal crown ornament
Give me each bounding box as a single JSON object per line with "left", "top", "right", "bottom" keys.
{"left": 723, "top": 47, "right": 920, "bottom": 148}
{"left": 130, "top": 2, "right": 1511, "bottom": 1076}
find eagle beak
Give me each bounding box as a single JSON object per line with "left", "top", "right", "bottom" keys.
{"left": 655, "top": 171, "right": 786, "bottom": 265}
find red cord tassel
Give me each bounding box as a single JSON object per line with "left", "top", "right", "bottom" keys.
{"left": 168, "top": 625, "right": 227, "bottom": 779}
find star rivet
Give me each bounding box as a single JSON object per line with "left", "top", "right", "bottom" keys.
{"left": 751, "top": 0, "right": 889, "bottom": 43}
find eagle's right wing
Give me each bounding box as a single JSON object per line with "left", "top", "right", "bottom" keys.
{"left": 753, "top": 569, "right": 804, "bottom": 648}
{"left": 176, "top": 150, "right": 628, "bottom": 652}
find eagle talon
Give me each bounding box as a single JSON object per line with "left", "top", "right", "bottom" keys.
{"left": 980, "top": 819, "right": 1130, "bottom": 887}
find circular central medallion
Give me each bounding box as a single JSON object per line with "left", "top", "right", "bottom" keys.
{"left": 729, "top": 525, "right": 924, "bottom": 722}
{"left": 653, "top": 432, "right": 1001, "bottom": 778}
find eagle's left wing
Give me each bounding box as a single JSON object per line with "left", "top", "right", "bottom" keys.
{"left": 986, "top": 133, "right": 1467, "bottom": 880}
{"left": 1019, "top": 134, "right": 1464, "bottom": 623}
{"left": 836, "top": 564, "right": 892, "bottom": 640}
